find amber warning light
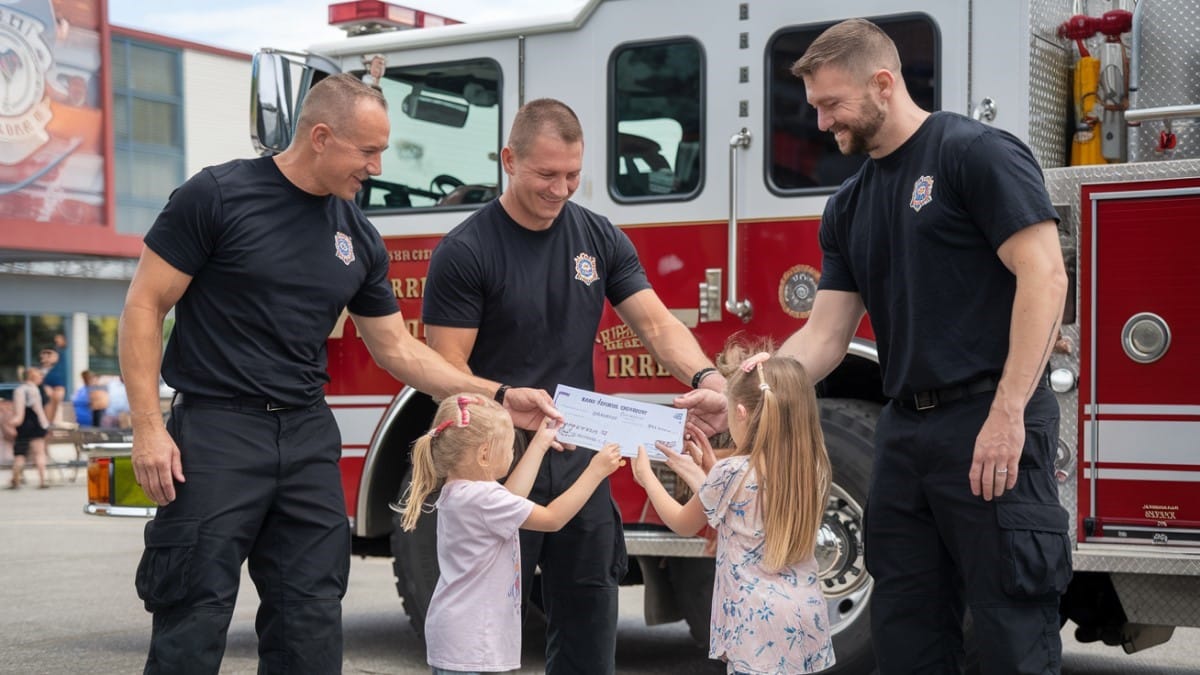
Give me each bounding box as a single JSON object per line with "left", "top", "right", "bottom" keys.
{"left": 328, "top": 1, "right": 462, "bottom": 35}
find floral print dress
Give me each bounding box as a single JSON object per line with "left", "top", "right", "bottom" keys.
{"left": 698, "top": 456, "right": 836, "bottom": 674}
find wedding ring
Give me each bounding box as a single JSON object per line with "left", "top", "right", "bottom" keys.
{"left": 996, "top": 468, "right": 1009, "bottom": 474}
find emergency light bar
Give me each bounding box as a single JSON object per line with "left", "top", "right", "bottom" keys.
{"left": 328, "top": 1, "right": 461, "bottom": 36}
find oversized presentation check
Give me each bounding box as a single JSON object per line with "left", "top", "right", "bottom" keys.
{"left": 552, "top": 385, "right": 686, "bottom": 461}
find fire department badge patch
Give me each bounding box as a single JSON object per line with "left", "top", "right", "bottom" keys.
{"left": 334, "top": 232, "right": 355, "bottom": 265}
{"left": 910, "top": 175, "right": 935, "bottom": 212}
{"left": 574, "top": 252, "right": 598, "bottom": 286}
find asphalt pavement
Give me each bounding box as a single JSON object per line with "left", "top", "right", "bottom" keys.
{"left": 2, "top": 453, "right": 1199, "bottom": 674}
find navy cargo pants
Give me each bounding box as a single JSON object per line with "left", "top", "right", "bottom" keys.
{"left": 516, "top": 434, "right": 628, "bottom": 675}
{"left": 136, "top": 398, "right": 349, "bottom": 675}
{"left": 865, "top": 386, "right": 1072, "bottom": 675}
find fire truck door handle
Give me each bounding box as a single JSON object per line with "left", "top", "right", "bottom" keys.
{"left": 971, "top": 97, "right": 997, "bottom": 123}
{"left": 726, "top": 128, "right": 753, "bottom": 323}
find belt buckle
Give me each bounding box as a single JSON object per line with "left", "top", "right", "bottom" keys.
{"left": 266, "top": 402, "right": 289, "bottom": 412}
{"left": 914, "top": 390, "right": 937, "bottom": 411}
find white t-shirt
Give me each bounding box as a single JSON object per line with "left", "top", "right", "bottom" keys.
{"left": 425, "top": 479, "right": 535, "bottom": 672}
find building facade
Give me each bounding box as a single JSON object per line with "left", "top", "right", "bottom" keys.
{"left": 0, "top": 0, "right": 253, "bottom": 406}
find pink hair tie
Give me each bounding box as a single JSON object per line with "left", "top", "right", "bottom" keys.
{"left": 429, "top": 419, "right": 454, "bottom": 438}
{"left": 739, "top": 352, "right": 771, "bottom": 373}
{"left": 455, "top": 396, "right": 473, "bottom": 427}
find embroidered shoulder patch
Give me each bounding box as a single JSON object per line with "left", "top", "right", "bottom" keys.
{"left": 910, "top": 175, "right": 935, "bottom": 212}
{"left": 574, "top": 252, "right": 598, "bottom": 286}
{"left": 334, "top": 232, "right": 355, "bottom": 265}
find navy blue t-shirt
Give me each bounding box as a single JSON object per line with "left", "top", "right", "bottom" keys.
{"left": 144, "top": 156, "right": 398, "bottom": 406}
{"left": 818, "top": 112, "right": 1059, "bottom": 399}
{"left": 422, "top": 199, "right": 650, "bottom": 393}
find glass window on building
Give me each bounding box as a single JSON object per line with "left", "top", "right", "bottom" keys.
{"left": 88, "top": 316, "right": 121, "bottom": 376}
{"left": 111, "top": 37, "right": 185, "bottom": 236}
{"left": 609, "top": 39, "right": 704, "bottom": 201}
{"left": 0, "top": 314, "right": 68, "bottom": 382}
{"left": 767, "top": 15, "right": 938, "bottom": 193}
{"left": 354, "top": 59, "right": 502, "bottom": 211}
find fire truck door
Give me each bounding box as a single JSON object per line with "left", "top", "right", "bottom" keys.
{"left": 1081, "top": 180, "right": 1200, "bottom": 542}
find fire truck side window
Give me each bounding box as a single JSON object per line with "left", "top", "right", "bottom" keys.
{"left": 358, "top": 58, "right": 501, "bottom": 211}
{"left": 609, "top": 39, "right": 704, "bottom": 202}
{"left": 767, "top": 15, "right": 939, "bottom": 193}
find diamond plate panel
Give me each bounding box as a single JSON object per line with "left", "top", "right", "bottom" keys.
{"left": 1028, "top": 0, "right": 1073, "bottom": 168}
{"left": 624, "top": 530, "right": 710, "bottom": 558}
{"left": 1127, "top": 0, "right": 1200, "bottom": 162}
{"left": 1112, "top": 573, "right": 1200, "bottom": 627}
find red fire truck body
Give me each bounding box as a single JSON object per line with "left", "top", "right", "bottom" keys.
{"left": 83, "top": 0, "right": 1199, "bottom": 671}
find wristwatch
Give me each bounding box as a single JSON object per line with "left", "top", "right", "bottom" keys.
{"left": 494, "top": 384, "right": 511, "bottom": 405}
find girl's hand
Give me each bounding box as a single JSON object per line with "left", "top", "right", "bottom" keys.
{"left": 587, "top": 442, "right": 624, "bottom": 478}
{"left": 683, "top": 422, "right": 718, "bottom": 473}
{"left": 654, "top": 442, "right": 708, "bottom": 494}
{"left": 631, "top": 445, "right": 655, "bottom": 488}
{"left": 529, "top": 416, "right": 560, "bottom": 452}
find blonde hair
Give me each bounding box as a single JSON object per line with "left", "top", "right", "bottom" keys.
{"left": 791, "top": 18, "right": 901, "bottom": 80}
{"left": 720, "top": 338, "right": 831, "bottom": 571}
{"left": 507, "top": 98, "right": 582, "bottom": 158}
{"left": 397, "top": 394, "right": 513, "bottom": 531}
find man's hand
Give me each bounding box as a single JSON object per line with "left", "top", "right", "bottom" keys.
{"left": 131, "top": 426, "right": 185, "bottom": 505}
{"left": 503, "top": 387, "right": 563, "bottom": 431}
{"left": 673, "top": 388, "right": 728, "bottom": 436}
{"left": 969, "top": 406, "right": 1023, "bottom": 501}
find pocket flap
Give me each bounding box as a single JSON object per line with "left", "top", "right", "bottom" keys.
{"left": 996, "top": 502, "right": 1068, "bottom": 534}
{"left": 143, "top": 517, "right": 200, "bottom": 548}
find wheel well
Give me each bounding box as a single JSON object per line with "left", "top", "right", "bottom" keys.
{"left": 819, "top": 349, "right": 885, "bottom": 405}
{"left": 355, "top": 388, "right": 438, "bottom": 540}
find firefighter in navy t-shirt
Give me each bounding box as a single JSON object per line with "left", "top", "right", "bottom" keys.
{"left": 423, "top": 99, "right": 727, "bottom": 675}
{"left": 119, "top": 74, "right": 559, "bottom": 675}
{"left": 681, "top": 19, "right": 1071, "bottom": 675}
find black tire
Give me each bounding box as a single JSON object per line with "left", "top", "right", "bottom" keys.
{"left": 819, "top": 398, "right": 880, "bottom": 675}
{"left": 390, "top": 467, "right": 440, "bottom": 638}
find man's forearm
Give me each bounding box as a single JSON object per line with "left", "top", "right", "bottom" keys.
{"left": 777, "top": 326, "right": 847, "bottom": 384}
{"left": 994, "top": 270, "right": 1067, "bottom": 413}
{"left": 640, "top": 322, "right": 720, "bottom": 390}
{"left": 382, "top": 332, "right": 498, "bottom": 400}
{"left": 118, "top": 305, "right": 167, "bottom": 433}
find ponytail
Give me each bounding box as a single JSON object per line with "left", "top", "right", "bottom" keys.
{"left": 399, "top": 435, "right": 440, "bottom": 532}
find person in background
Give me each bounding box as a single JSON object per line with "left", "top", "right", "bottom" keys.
{"left": 103, "top": 375, "right": 130, "bottom": 429}
{"left": 71, "top": 370, "right": 103, "bottom": 427}
{"left": 7, "top": 366, "right": 50, "bottom": 489}
{"left": 633, "top": 346, "right": 835, "bottom": 674}
{"left": 40, "top": 336, "right": 67, "bottom": 424}
{"left": 119, "top": 73, "right": 560, "bottom": 674}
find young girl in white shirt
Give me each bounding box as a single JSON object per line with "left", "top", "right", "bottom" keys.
{"left": 398, "top": 394, "right": 623, "bottom": 675}
{"left": 633, "top": 347, "right": 836, "bottom": 674}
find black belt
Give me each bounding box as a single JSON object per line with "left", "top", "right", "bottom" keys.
{"left": 172, "top": 392, "right": 314, "bottom": 412}
{"left": 896, "top": 375, "right": 1000, "bottom": 412}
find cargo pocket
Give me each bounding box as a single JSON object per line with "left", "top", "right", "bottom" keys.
{"left": 135, "top": 517, "right": 200, "bottom": 612}
{"left": 996, "top": 502, "right": 1072, "bottom": 598}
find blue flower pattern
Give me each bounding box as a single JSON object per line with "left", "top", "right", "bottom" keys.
{"left": 699, "top": 457, "right": 835, "bottom": 674}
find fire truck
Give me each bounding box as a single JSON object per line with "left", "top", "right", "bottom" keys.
{"left": 86, "top": 0, "right": 1199, "bottom": 670}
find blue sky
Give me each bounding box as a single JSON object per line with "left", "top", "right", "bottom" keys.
{"left": 106, "top": 0, "right": 585, "bottom": 54}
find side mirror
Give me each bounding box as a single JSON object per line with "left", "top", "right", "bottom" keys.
{"left": 401, "top": 91, "right": 469, "bottom": 128}
{"left": 250, "top": 51, "right": 295, "bottom": 155}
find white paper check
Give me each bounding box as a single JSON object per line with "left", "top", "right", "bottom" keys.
{"left": 552, "top": 385, "right": 686, "bottom": 461}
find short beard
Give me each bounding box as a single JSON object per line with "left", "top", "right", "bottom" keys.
{"left": 836, "top": 101, "right": 885, "bottom": 156}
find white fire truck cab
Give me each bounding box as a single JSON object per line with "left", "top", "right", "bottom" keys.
{"left": 237, "top": 0, "right": 1200, "bottom": 670}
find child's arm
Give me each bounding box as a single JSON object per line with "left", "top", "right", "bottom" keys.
{"left": 632, "top": 446, "right": 707, "bottom": 536}
{"left": 522, "top": 443, "right": 623, "bottom": 532}
{"left": 504, "top": 417, "right": 560, "bottom": 498}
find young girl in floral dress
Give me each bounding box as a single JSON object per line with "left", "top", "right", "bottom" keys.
{"left": 634, "top": 345, "right": 835, "bottom": 674}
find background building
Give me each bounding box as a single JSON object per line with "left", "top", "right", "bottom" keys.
{"left": 0, "top": 0, "right": 254, "bottom": 403}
